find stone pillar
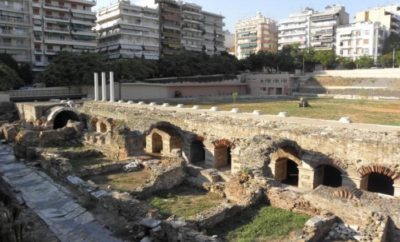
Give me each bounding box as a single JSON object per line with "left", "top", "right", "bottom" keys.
{"left": 298, "top": 163, "right": 315, "bottom": 190}
{"left": 101, "top": 72, "right": 107, "bottom": 102}
{"left": 109, "top": 71, "right": 115, "bottom": 102}
{"left": 393, "top": 180, "right": 400, "bottom": 198}
{"left": 342, "top": 175, "right": 363, "bottom": 189}
{"left": 94, "top": 73, "right": 99, "bottom": 101}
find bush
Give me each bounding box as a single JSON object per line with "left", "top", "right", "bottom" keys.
{"left": 0, "top": 64, "right": 23, "bottom": 91}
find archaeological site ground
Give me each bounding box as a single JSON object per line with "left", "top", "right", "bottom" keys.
{"left": 0, "top": 98, "right": 399, "bottom": 242}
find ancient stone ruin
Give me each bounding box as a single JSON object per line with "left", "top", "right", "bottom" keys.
{"left": 0, "top": 97, "right": 399, "bottom": 242}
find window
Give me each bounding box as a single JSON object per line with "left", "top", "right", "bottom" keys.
{"left": 363, "top": 39, "right": 369, "bottom": 44}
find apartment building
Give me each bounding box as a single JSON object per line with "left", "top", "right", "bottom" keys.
{"left": 0, "top": 0, "right": 32, "bottom": 63}
{"left": 355, "top": 5, "right": 400, "bottom": 34}
{"left": 32, "top": 0, "right": 97, "bottom": 71}
{"left": 278, "top": 5, "right": 349, "bottom": 50}
{"left": 95, "top": 0, "right": 159, "bottom": 60}
{"left": 157, "top": 0, "right": 225, "bottom": 56}
{"left": 202, "top": 10, "right": 225, "bottom": 55}
{"left": 336, "top": 22, "right": 385, "bottom": 63}
{"left": 310, "top": 5, "right": 349, "bottom": 50}
{"left": 156, "top": 0, "right": 181, "bottom": 56}
{"left": 235, "top": 12, "right": 278, "bottom": 59}
{"left": 278, "top": 8, "right": 313, "bottom": 50}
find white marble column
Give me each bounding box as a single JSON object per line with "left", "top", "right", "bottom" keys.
{"left": 101, "top": 72, "right": 107, "bottom": 102}
{"left": 94, "top": 73, "right": 99, "bottom": 101}
{"left": 109, "top": 71, "right": 115, "bottom": 102}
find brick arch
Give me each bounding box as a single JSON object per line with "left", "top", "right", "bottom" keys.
{"left": 358, "top": 165, "right": 399, "bottom": 180}
{"left": 89, "top": 117, "right": 99, "bottom": 131}
{"left": 96, "top": 118, "right": 113, "bottom": 133}
{"left": 271, "top": 148, "right": 302, "bottom": 166}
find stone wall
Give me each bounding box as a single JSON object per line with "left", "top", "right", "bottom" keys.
{"left": 79, "top": 102, "right": 400, "bottom": 195}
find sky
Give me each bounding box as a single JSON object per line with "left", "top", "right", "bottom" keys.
{"left": 95, "top": 0, "right": 400, "bottom": 31}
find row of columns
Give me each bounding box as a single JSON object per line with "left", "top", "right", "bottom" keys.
{"left": 94, "top": 72, "right": 115, "bottom": 102}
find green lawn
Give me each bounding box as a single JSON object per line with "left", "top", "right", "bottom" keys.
{"left": 148, "top": 185, "right": 224, "bottom": 219}
{"left": 208, "top": 206, "right": 310, "bottom": 242}
{"left": 177, "top": 98, "right": 400, "bottom": 126}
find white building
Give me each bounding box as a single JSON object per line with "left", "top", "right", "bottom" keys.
{"left": 32, "top": 0, "right": 97, "bottom": 71}
{"left": 278, "top": 5, "right": 349, "bottom": 50}
{"left": 355, "top": 5, "right": 400, "bottom": 35}
{"left": 0, "top": 0, "right": 32, "bottom": 63}
{"left": 278, "top": 8, "right": 313, "bottom": 50}
{"left": 336, "top": 22, "right": 386, "bottom": 63}
{"left": 95, "top": 0, "right": 159, "bottom": 60}
{"left": 235, "top": 12, "right": 278, "bottom": 59}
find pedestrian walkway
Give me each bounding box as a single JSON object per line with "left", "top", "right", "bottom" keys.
{"left": 0, "top": 144, "right": 122, "bottom": 242}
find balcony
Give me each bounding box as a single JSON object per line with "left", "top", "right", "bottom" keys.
{"left": 68, "top": 0, "right": 96, "bottom": 6}
{"left": 0, "top": 3, "right": 28, "bottom": 13}
{"left": 45, "top": 27, "right": 70, "bottom": 34}
{"left": 45, "top": 49, "right": 57, "bottom": 55}
{"left": 43, "top": 3, "right": 70, "bottom": 12}
{"left": 44, "top": 15, "right": 70, "bottom": 23}
{"left": 71, "top": 30, "right": 96, "bottom": 37}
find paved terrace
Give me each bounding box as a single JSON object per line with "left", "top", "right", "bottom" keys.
{"left": 0, "top": 144, "right": 122, "bottom": 242}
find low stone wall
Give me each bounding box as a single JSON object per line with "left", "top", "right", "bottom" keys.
{"left": 314, "top": 68, "right": 400, "bottom": 79}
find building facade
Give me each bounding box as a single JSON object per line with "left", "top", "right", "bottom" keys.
{"left": 278, "top": 8, "right": 313, "bottom": 50}
{"left": 157, "top": 0, "right": 224, "bottom": 56}
{"left": 235, "top": 12, "right": 278, "bottom": 59}
{"left": 310, "top": 5, "right": 349, "bottom": 50}
{"left": 31, "top": 0, "right": 97, "bottom": 71}
{"left": 95, "top": 0, "right": 159, "bottom": 60}
{"left": 0, "top": 0, "right": 32, "bottom": 63}
{"left": 245, "top": 73, "right": 295, "bottom": 96}
{"left": 355, "top": 5, "right": 400, "bottom": 35}
{"left": 336, "top": 22, "right": 386, "bottom": 63}
{"left": 278, "top": 5, "right": 349, "bottom": 51}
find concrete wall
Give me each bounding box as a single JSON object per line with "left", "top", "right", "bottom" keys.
{"left": 0, "top": 94, "right": 10, "bottom": 102}
{"left": 315, "top": 68, "right": 400, "bottom": 78}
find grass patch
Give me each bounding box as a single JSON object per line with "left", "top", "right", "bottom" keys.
{"left": 86, "top": 170, "right": 151, "bottom": 192}
{"left": 148, "top": 185, "right": 224, "bottom": 219}
{"left": 174, "top": 98, "right": 400, "bottom": 126}
{"left": 209, "top": 205, "right": 310, "bottom": 242}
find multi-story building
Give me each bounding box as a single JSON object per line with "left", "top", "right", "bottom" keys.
{"left": 355, "top": 5, "right": 400, "bottom": 35}
{"left": 336, "top": 22, "right": 386, "bottom": 63}
{"left": 278, "top": 5, "right": 349, "bottom": 50}
{"left": 156, "top": 0, "right": 182, "bottom": 56}
{"left": 310, "top": 5, "right": 349, "bottom": 50}
{"left": 235, "top": 12, "right": 278, "bottom": 59}
{"left": 202, "top": 10, "right": 225, "bottom": 55}
{"left": 95, "top": 0, "right": 159, "bottom": 60}
{"left": 157, "top": 0, "right": 225, "bottom": 56}
{"left": 0, "top": 0, "right": 32, "bottom": 63}
{"left": 181, "top": 3, "right": 203, "bottom": 52}
{"left": 278, "top": 8, "right": 313, "bottom": 50}
{"left": 31, "top": 0, "right": 97, "bottom": 71}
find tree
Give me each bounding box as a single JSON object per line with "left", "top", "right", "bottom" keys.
{"left": 337, "top": 57, "right": 356, "bottom": 70}
{"left": 314, "top": 50, "right": 337, "bottom": 69}
{"left": 382, "top": 33, "right": 400, "bottom": 54}
{"left": 38, "top": 52, "right": 106, "bottom": 86}
{"left": 0, "top": 64, "right": 23, "bottom": 91}
{"left": 355, "top": 56, "right": 374, "bottom": 69}
{"left": 0, "top": 53, "right": 19, "bottom": 73}
{"left": 109, "top": 58, "right": 158, "bottom": 81}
